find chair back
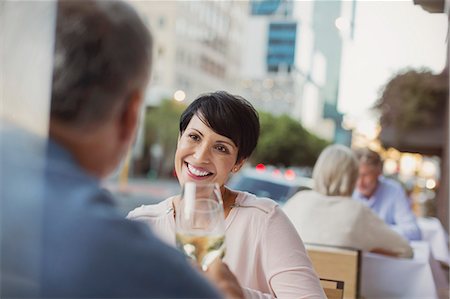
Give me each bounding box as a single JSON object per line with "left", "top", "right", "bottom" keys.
{"left": 306, "top": 243, "right": 361, "bottom": 299}
{"left": 320, "top": 278, "right": 344, "bottom": 299}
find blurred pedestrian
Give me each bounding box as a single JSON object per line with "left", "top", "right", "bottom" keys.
{"left": 284, "top": 145, "right": 413, "bottom": 258}
{"left": 353, "top": 148, "right": 421, "bottom": 241}
{"left": 128, "top": 91, "right": 325, "bottom": 298}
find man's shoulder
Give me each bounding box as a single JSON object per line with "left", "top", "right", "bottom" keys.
{"left": 42, "top": 191, "right": 219, "bottom": 297}
{"left": 379, "top": 176, "right": 406, "bottom": 194}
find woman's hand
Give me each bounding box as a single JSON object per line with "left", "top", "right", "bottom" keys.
{"left": 203, "top": 258, "right": 244, "bottom": 299}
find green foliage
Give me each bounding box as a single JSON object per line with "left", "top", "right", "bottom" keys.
{"left": 144, "top": 99, "right": 187, "bottom": 176}
{"left": 251, "top": 112, "right": 330, "bottom": 167}
{"left": 376, "top": 68, "right": 448, "bottom": 131}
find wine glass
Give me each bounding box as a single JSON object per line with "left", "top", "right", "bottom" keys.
{"left": 175, "top": 182, "right": 226, "bottom": 271}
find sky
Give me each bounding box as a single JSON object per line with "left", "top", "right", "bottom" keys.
{"left": 338, "top": 1, "right": 448, "bottom": 118}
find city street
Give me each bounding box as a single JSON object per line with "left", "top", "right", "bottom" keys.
{"left": 103, "top": 178, "right": 180, "bottom": 216}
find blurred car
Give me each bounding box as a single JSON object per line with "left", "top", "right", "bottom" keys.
{"left": 227, "top": 164, "right": 314, "bottom": 204}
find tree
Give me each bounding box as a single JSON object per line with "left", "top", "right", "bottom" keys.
{"left": 251, "top": 112, "right": 329, "bottom": 167}
{"left": 144, "top": 99, "right": 187, "bottom": 177}
{"left": 376, "top": 68, "right": 447, "bottom": 132}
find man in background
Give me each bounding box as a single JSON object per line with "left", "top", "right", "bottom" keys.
{"left": 1, "top": 0, "right": 242, "bottom": 297}
{"left": 352, "top": 148, "right": 421, "bottom": 241}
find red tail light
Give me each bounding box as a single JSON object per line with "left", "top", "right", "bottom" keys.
{"left": 256, "top": 163, "right": 266, "bottom": 172}
{"left": 284, "top": 169, "right": 296, "bottom": 181}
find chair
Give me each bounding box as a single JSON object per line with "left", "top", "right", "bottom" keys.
{"left": 306, "top": 243, "right": 361, "bottom": 299}
{"left": 320, "top": 278, "right": 344, "bottom": 299}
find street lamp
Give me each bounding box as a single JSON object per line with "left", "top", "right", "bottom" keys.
{"left": 174, "top": 90, "right": 186, "bottom": 102}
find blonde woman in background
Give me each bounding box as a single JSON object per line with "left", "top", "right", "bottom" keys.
{"left": 284, "top": 144, "right": 413, "bottom": 258}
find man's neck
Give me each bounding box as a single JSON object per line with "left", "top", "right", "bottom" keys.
{"left": 362, "top": 186, "right": 378, "bottom": 200}
{"left": 49, "top": 120, "right": 112, "bottom": 179}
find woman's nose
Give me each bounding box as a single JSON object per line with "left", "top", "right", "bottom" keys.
{"left": 193, "top": 144, "right": 210, "bottom": 162}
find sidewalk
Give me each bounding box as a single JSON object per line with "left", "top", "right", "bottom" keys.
{"left": 103, "top": 178, "right": 180, "bottom": 216}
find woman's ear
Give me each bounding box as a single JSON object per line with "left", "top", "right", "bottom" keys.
{"left": 232, "top": 159, "right": 246, "bottom": 173}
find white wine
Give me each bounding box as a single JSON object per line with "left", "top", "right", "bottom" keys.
{"left": 176, "top": 233, "right": 225, "bottom": 270}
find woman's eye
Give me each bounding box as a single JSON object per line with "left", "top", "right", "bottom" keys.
{"left": 215, "top": 145, "right": 229, "bottom": 153}
{"left": 188, "top": 134, "right": 200, "bottom": 141}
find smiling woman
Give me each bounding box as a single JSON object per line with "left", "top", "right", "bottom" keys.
{"left": 174, "top": 91, "right": 259, "bottom": 197}
{"left": 127, "top": 91, "right": 325, "bottom": 299}
{"left": 175, "top": 114, "right": 243, "bottom": 186}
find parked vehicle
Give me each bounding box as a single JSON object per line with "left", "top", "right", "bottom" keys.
{"left": 227, "top": 164, "right": 314, "bottom": 204}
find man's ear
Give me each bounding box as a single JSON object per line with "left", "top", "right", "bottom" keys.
{"left": 119, "top": 90, "right": 143, "bottom": 143}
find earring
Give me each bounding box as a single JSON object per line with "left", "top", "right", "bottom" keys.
{"left": 233, "top": 167, "right": 238, "bottom": 172}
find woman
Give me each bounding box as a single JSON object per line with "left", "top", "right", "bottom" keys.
{"left": 128, "top": 91, "right": 325, "bottom": 298}
{"left": 283, "top": 144, "right": 413, "bottom": 258}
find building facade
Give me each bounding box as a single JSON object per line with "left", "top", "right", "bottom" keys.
{"left": 128, "top": 1, "right": 248, "bottom": 105}
{"left": 240, "top": 0, "right": 355, "bottom": 143}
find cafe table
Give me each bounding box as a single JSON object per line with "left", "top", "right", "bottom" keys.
{"left": 360, "top": 241, "right": 448, "bottom": 299}
{"left": 418, "top": 217, "right": 449, "bottom": 265}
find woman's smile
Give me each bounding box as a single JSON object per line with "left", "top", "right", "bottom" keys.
{"left": 185, "top": 162, "right": 213, "bottom": 178}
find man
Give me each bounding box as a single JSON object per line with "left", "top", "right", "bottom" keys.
{"left": 1, "top": 0, "right": 243, "bottom": 297}
{"left": 352, "top": 148, "right": 421, "bottom": 241}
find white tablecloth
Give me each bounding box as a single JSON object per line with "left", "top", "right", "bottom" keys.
{"left": 418, "top": 217, "right": 449, "bottom": 265}
{"left": 360, "top": 241, "right": 447, "bottom": 299}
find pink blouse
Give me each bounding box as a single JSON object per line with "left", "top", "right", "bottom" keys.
{"left": 128, "top": 191, "right": 325, "bottom": 299}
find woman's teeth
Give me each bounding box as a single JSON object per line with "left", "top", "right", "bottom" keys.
{"left": 187, "top": 163, "right": 211, "bottom": 177}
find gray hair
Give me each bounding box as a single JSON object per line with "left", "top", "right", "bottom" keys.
{"left": 313, "top": 144, "right": 359, "bottom": 197}
{"left": 51, "top": 0, "right": 152, "bottom": 125}
{"left": 354, "top": 148, "right": 383, "bottom": 169}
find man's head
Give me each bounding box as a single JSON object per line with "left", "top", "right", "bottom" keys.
{"left": 354, "top": 148, "right": 383, "bottom": 198}
{"left": 50, "top": 0, "right": 152, "bottom": 178}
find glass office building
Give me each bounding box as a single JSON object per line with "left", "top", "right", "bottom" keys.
{"left": 267, "top": 21, "right": 297, "bottom": 73}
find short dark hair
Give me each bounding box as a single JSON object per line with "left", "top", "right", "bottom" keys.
{"left": 50, "top": 0, "right": 152, "bottom": 125}
{"left": 179, "top": 91, "right": 260, "bottom": 162}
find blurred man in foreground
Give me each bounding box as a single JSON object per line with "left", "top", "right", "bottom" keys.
{"left": 1, "top": 0, "right": 243, "bottom": 297}
{"left": 352, "top": 148, "right": 421, "bottom": 241}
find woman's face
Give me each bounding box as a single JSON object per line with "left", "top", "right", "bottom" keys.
{"left": 175, "top": 114, "right": 244, "bottom": 188}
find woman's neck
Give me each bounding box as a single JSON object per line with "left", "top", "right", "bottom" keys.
{"left": 222, "top": 187, "right": 238, "bottom": 218}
